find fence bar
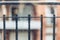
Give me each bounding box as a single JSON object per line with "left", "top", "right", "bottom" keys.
{"left": 41, "top": 15, "right": 43, "bottom": 40}
{"left": 28, "top": 15, "right": 31, "bottom": 40}
{"left": 3, "top": 15, "right": 6, "bottom": 40}
{"left": 15, "top": 14, "right": 18, "bottom": 40}
{"left": 0, "top": 16, "right": 60, "bottom": 18}
{"left": 53, "top": 14, "right": 55, "bottom": 40}
{"left": 0, "top": 1, "right": 60, "bottom": 5}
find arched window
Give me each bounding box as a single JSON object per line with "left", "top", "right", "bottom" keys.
{"left": 10, "top": 3, "right": 36, "bottom": 21}
{"left": 18, "top": 3, "right": 35, "bottom": 21}
{"left": 50, "top": 6, "right": 55, "bottom": 23}
{"left": 45, "top": 5, "right": 56, "bottom": 25}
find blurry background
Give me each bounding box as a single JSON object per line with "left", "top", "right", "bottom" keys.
{"left": 0, "top": 0, "right": 60, "bottom": 40}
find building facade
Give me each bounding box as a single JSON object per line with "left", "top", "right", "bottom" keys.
{"left": 0, "top": 0, "right": 60, "bottom": 40}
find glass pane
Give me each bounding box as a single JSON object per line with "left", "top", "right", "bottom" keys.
{"left": 4, "top": 0, "right": 38, "bottom": 1}
{"left": 18, "top": 4, "right": 34, "bottom": 21}
{"left": 5, "top": 0, "right": 19, "bottom": 1}
{"left": 45, "top": 5, "right": 55, "bottom": 25}
{"left": 10, "top": 4, "right": 34, "bottom": 21}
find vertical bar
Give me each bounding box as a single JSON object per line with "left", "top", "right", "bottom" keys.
{"left": 15, "top": 14, "right": 18, "bottom": 40}
{"left": 3, "top": 15, "right": 6, "bottom": 40}
{"left": 53, "top": 14, "right": 55, "bottom": 40}
{"left": 40, "top": 15, "right": 43, "bottom": 40}
{"left": 28, "top": 14, "right": 31, "bottom": 40}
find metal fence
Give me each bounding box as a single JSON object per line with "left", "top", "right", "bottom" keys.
{"left": 0, "top": 1, "right": 58, "bottom": 40}
{"left": 2, "top": 14, "right": 56, "bottom": 40}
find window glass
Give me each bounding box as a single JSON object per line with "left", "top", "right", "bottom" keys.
{"left": 18, "top": 4, "right": 34, "bottom": 21}
{"left": 45, "top": 5, "right": 55, "bottom": 25}
{"left": 50, "top": 6, "right": 55, "bottom": 23}
{"left": 5, "top": 0, "right": 19, "bottom": 1}
{"left": 11, "top": 4, "right": 34, "bottom": 21}
{"left": 0, "top": 6, "right": 3, "bottom": 20}
{"left": 0, "top": 0, "right": 2, "bottom": 1}
{"left": 11, "top": 7, "right": 18, "bottom": 20}
{"left": 5, "top": 0, "right": 38, "bottom": 1}
{"left": 46, "top": 0, "right": 56, "bottom": 2}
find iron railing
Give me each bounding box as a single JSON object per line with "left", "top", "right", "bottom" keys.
{"left": 2, "top": 14, "right": 56, "bottom": 40}
{"left": 0, "top": 1, "right": 59, "bottom": 40}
